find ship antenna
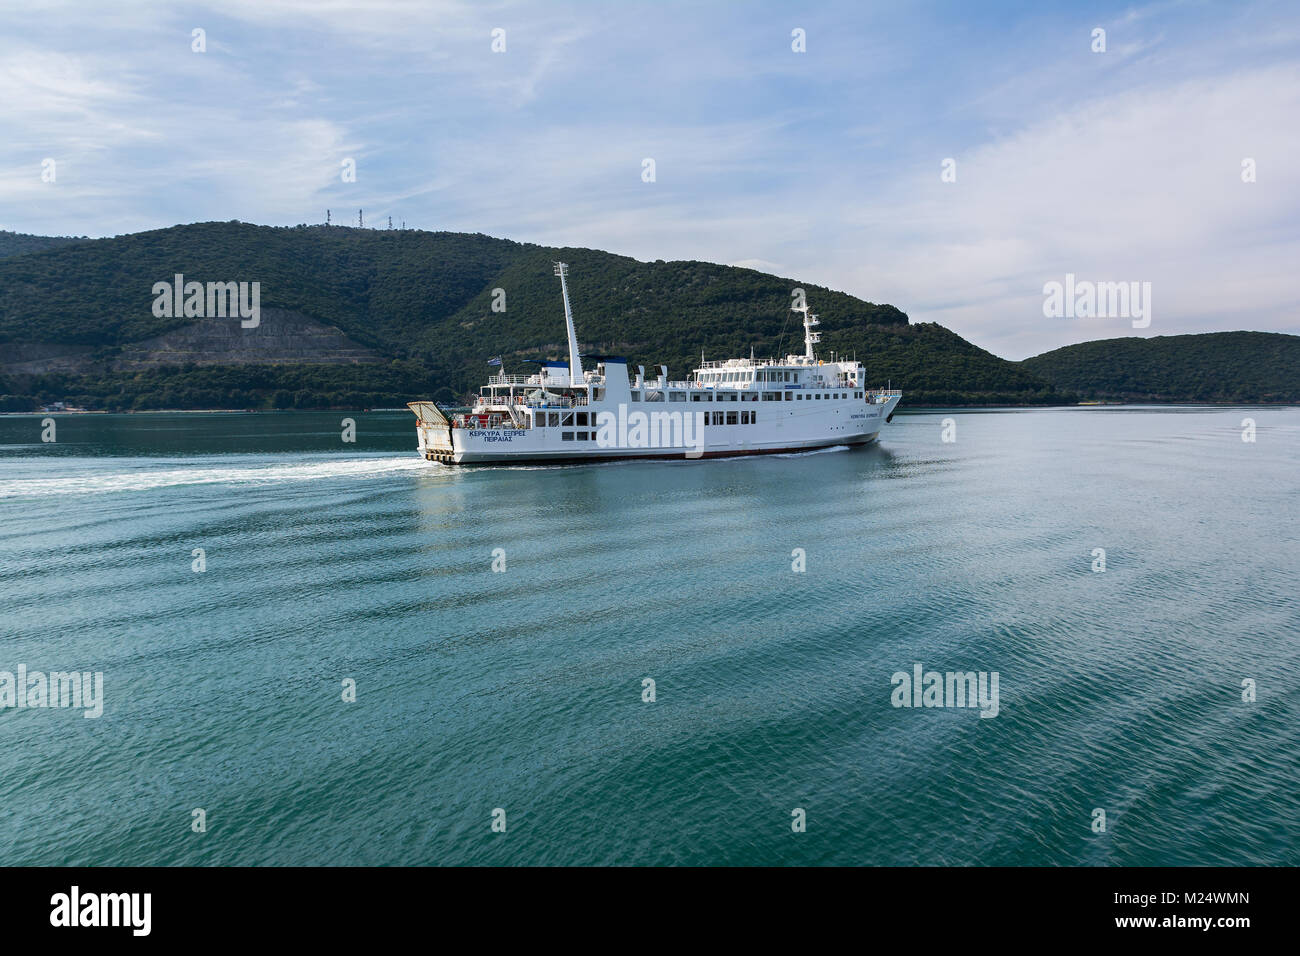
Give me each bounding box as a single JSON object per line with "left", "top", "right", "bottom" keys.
{"left": 554, "top": 262, "right": 583, "bottom": 386}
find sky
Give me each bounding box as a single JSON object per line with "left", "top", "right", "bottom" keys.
{"left": 1, "top": 0, "right": 1298, "bottom": 359}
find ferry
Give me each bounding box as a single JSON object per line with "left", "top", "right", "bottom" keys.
{"left": 409, "top": 263, "right": 902, "bottom": 464}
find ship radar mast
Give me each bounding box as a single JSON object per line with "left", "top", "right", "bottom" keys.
{"left": 554, "top": 262, "right": 583, "bottom": 386}
{"left": 794, "top": 300, "right": 821, "bottom": 360}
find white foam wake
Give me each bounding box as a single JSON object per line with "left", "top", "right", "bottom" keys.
{"left": 0, "top": 456, "right": 434, "bottom": 498}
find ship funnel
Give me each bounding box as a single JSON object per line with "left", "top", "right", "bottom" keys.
{"left": 554, "top": 262, "right": 583, "bottom": 387}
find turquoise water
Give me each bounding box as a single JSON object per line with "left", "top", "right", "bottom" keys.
{"left": 1, "top": 407, "right": 1297, "bottom": 866}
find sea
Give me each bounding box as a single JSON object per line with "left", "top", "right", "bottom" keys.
{"left": 1, "top": 406, "right": 1297, "bottom": 865}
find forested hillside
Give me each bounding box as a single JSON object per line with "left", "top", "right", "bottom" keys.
{"left": 0, "top": 221, "right": 1068, "bottom": 410}
{"left": 1021, "top": 332, "right": 1300, "bottom": 403}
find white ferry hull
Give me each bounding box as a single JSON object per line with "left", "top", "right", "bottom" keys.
{"left": 409, "top": 261, "right": 903, "bottom": 466}
{"left": 415, "top": 393, "right": 901, "bottom": 465}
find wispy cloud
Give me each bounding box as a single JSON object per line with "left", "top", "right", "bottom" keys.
{"left": 1, "top": 0, "right": 1297, "bottom": 357}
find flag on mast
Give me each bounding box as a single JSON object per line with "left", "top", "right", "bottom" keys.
{"left": 487, "top": 356, "right": 503, "bottom": 367}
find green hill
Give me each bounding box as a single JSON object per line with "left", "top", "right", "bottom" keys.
{"left": 0, "top": 221, "right": 1068, "bottom": 411}
{"left": 1021, "top": 332, "right": 1300, "bottom": 403}
{"left": 0, "top": 230, "right": 90, "bottom": 259}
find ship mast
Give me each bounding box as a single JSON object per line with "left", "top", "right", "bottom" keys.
{"left": 554, "top": 262, "right": 583, "bottom": 387}
{"left": 794, "top": 301, "right": 821, "bottom": 360}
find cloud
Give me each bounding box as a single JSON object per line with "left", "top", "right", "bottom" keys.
{"left": 1, "top": 0, "right": 1297, "bottom": 358}
{"left": 830, "top": 61, "right": 1300, "bottom": 357}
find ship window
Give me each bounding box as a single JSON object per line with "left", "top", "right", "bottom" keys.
{"left": 712, "top": 411, "right": 724, "bottom": 425}
{"left": 726, "top": 411, "right": 737, "bottom": 425}
{"left": 752, "top": 412, "right": 757, "bottom": 424}
{"left": 562, "top": 432, "right": 574, "bottom": 441}
{"left": 670, "top": 392, "right": 685, "bottom": 402}
{"left": 534, "top": 415, "right": 545, "bottom": 428}
{"left": 562, "top": 412, "right": 574, "bottom": 425}
{"left": 692, "top": 394, "right": 702, "bottom": 401}
{"left": 549, "top": 413, "right": 560, "bottom": 427}
{"left": 785, "top": 392, "right": 792, "bottom": 400}
{"left": 630, "top": 392, "right": 640, "bottom": 402}
{"left": 577, "top": 412, "right": 588, "bottom": 425}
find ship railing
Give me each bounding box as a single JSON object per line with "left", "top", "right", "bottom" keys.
{"left": 487, "top": 374, "right": 534, "bottom": 385}
{"left": 453, "top": 412, "right": 532, "bottom": 429}
{"left": 520, "top": 396, "right": 587, "bottom": 409}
